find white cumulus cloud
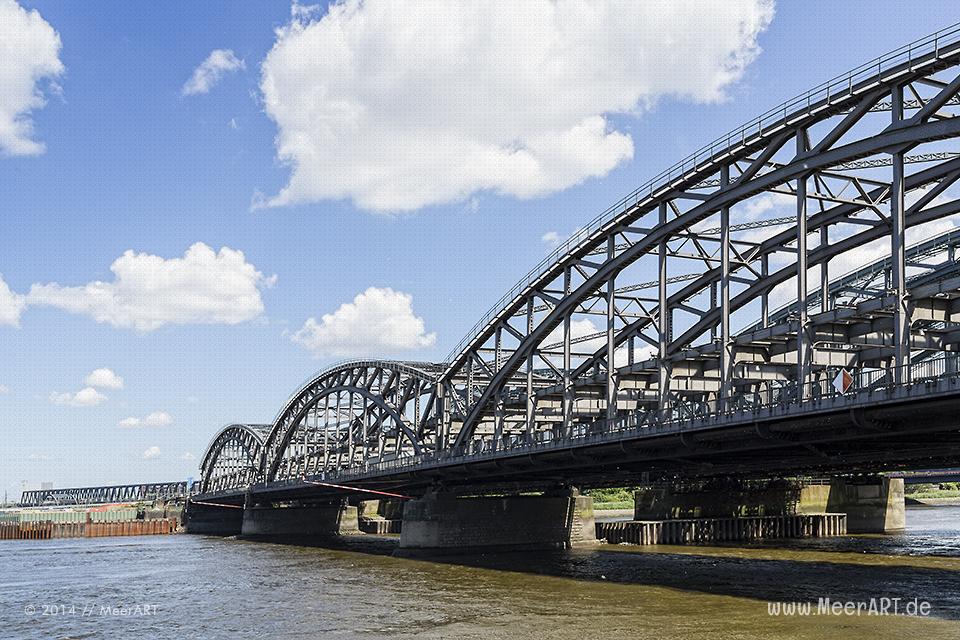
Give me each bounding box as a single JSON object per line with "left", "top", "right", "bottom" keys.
{"left": 27, "top": 242, "right": 274, "bottom": 331}
{"left": 0, "top": 275, "right": 25, "bottom": 326}
{"left": 119, "top": 411, "right": 173, "bottom": 428}
{"left": 292, "top": 286, "right": 436, "bottom": 357}
{"left": 0, "top": 383, "right": 10, "bottom": 394}
{"left": 180, "top": 451, "right": 196, "bottom": 461}
{"left": 182, "top": 49, "right": 245, "bottom": 95}
{"left": 49, "top": 386, "right": 107, "bottom": 407}
{"left": 541, "top": 231, "right": 562, "bottom": 247}
{"left": 142, "top": 446, "right": 160, "bottom": 460}
{"left": 0, "top": 0, "right": 64, "bottom": 156}
{"left": 85, "top": 368, "right": 123, "bottom": 390}
{"left": 259, "top": 0, "right": 773, "bottom": 211}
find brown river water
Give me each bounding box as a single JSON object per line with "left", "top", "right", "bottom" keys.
{"left": 1, "top": 505, "right": 959, "bottom": 639}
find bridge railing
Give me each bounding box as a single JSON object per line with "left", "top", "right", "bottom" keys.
{"left": 299, "top": 354, "right": 960, "bottom": 484}
{"left": 444, "top": 22, "right": 960, "bottom": 365}
{"left": 196, "top": 353, "right": 960, "bottom": 495}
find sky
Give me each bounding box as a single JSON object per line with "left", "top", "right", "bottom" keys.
{"left": 2, "top": 1, "right": 959, "bottom": 499}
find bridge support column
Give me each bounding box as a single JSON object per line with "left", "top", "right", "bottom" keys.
{"left": 633, "top": 476, "right": 904, "bottom": 534}
{"left": 824, "top": 477, "right": 905, "bottom": 534}
{"left": 240, "top": 502, "right": 360, "bottom": 540}
{"left": 184, "top": 499, "right": 243, "bottom": 536}
{"left": 397, "top": 488, "right": 597, "bottom": 555}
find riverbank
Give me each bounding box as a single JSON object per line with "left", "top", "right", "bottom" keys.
{"left": 593, "top": 507, "right": 634, "bottom": 521}
{"left": 908, "top": 496, "right": 960, "bottom": 506}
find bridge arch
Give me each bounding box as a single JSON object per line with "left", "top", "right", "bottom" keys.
{"left": 261, "top": 361, "right": 446, "bottom": 482}
{"left": 199, "top": 424, "right": 271, "bottom": 493}
{"left": 436, "top": 26, "right": 960, "bottom": 451}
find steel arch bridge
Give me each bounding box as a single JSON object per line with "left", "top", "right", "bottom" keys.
{"left": 199, "top": 25, "right": 960, "bottom": 500}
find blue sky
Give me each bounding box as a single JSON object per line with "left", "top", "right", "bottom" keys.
{"left": 2, "top": 1, "right": 959, "bottom": 498}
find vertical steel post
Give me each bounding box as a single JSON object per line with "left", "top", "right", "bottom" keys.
{"left": 658, "top": 201, "right": 670, "bottom": 410}
{"left": 820, "top": 226, "right": 830, "bottom": 313}
{"left": 360, "top": 396, "right": 368, "bottom": 464}
{"left": 606, "top": 235, "right": 617, "bottom": 422}
{"left": 719, "top": 164, "right": 733, "bottom": 411}
{"left": 335, "top": 391, "right": 343, "bottom": 469}
{"left": 348, "top": 391, "right": 356, "bottom": 465}
{"left": 710, "top": 283, "right": 717, "bottom": 341}
{"left": 761, "top": 254, "right": 770, "bottom": 327}
{"left": 526, "top": 299, "right": 535, "bottom": 441}
{"left": 494, "top": 326, "right": 504, "bottom": 449}
{"left": 796, "top": 128, "right": 811, "bottom": 399}
{"left": 435, "top": 382, "right": 445, "bottom": 453}
{"left": 466, "top": 354, "right": 474, "bottom": 415}
{"left": 562, "top": 266, "right": 573, "bottom": 437}
{"left": 299, "top": 408, "right": 307, "bottom": 476}
{"left": 377, "top": 408, "right": 385, "bottom": 462}
{"left": 322, "top": 394, "right": 330, "bottom": 472}
{"left": 891, "top": 84, "right": 911, "bottom": 383}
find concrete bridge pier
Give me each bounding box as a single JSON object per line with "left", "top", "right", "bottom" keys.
{"left": 239, "top": 500, "right": 360, "bottom": 540}
{"left": 823, "top": 477, "right": 905, "bottom": 533}
{"left": 183, "top": 499, "right": 244, "bottom": 536}
{"left": 633, "top": 476, "right": 905, "bottom": 534}
{"left": 397, "top": 487, "right": 597, "bottom": 555}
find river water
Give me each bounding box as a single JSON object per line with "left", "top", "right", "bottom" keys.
{"left": 1, "top": 506, "right": 959, "bottom": 639}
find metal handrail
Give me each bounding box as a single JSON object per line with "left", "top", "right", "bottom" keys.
{"left": 277, "top": 354, "right": 959, "bottom": 486}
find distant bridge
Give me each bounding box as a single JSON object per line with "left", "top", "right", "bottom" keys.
{"left": 19, "top": 481, "right": 199, "bottom": 507}
{"left": 197, "top": 25, "right": 960, "bottom": 506}
{"left": 890, "top": 469, "right": 960, "bottom": 484}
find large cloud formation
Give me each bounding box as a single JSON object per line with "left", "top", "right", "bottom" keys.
{"left": 292, "top": 286, "right": 436, "bottom": 357}
{"left": 0, "top": 0, "right": 64, "bottom": 155}
{"left": 259, "top": 0, "right": 774, "bottom": 211}
{"left": 27, "top": 243, "right": 274, "bottom": 331}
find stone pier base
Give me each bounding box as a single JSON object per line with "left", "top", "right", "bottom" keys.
{"left": 398, "top": 491, "right": 596, "bottom": 554}
{"left": 240, "top": 503, "right": 360, "bottom": 539}
{"left": 184, "top": 500, "right": 243, "bottom": 536}
{"left": 827, "top": 477, "right": 905, "bottom": 533}
{"left": 634, "top": 476, "right": 905, "bottom": 534}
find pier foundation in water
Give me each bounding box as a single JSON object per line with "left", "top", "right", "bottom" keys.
{"left": 633, "top": 476, "right": 905, "bottom": 534}
{"left": 397, "top": 489, "right": 597, "bottom": 554}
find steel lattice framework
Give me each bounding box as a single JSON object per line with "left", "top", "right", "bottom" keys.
{"left": 200, "top": 424, "right": 272, "bottom": 493}
{"left": 200, "top": 25, "right": 960, "bottom": 495}
{"left": 19, "top": 481, "right": 199, "bottom": 507}
{"left": 258, "top": 361, "right": 447, "bottom": 483}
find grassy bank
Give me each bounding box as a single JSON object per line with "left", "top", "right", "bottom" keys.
{"left": 905, "top": 482, "right": 960, "bottom": 499}
{"left": 587, "top": 487, "right": 635, "bottom": 511}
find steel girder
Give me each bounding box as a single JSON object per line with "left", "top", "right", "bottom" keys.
{"left": 441, "top": 29, "right": 960, "bottom": 452}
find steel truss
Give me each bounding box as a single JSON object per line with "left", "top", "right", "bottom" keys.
{"left": 19, "top": 481, "right": 198, "bottom": 507}
{"left": 200, "top": 424, "right": 272, "bottom": 493}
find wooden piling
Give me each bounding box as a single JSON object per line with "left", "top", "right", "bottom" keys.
{"left": 597, "top": 513, "right": 848, "bottom": 546}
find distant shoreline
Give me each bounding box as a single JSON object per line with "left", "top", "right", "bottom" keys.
{"left": 907, "top": 496, "right": 960, "bottom": 507}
